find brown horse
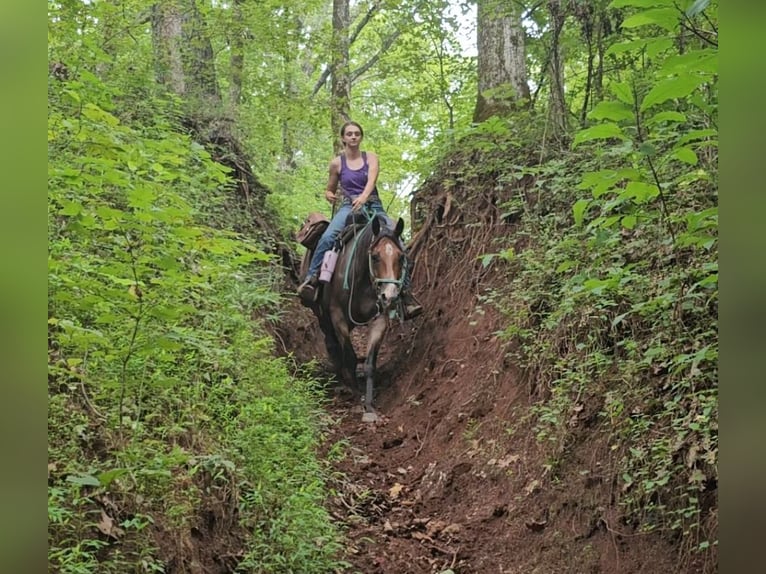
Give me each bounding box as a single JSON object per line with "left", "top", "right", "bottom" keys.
{"left": 310, "top": 214, "right": 406, "bottom": 422}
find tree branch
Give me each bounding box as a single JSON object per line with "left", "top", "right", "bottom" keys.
{"left": 311, "top": 0, "right": 383, "bottom": 97}
{"left": 350, "top": 29, "right": 403, "bottom": 83}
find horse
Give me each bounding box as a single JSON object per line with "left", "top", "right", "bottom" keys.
{"left": 308, "top": 213, "right": 407, "bottom": 422}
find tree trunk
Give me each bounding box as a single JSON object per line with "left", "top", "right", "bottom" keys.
{"left": 229, "top": 0, "right": 245, "bottom": 109}
{"left": 473, "top": 0, "right": 530, "bottom": 123}
{"left": 330, "top": 0, "right": 352, "bottom": 152}
{"left": 547, "top": 0, "right": 569, "bottom": 141}
{"left": 152, "top": 0, "right": 186, "bottom": 96}
{"left": 151, "top": 0, "right": 220, "bottom": 107}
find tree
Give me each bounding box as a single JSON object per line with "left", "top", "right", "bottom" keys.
{"left": 151, "top": 0, "right": 220, "bottom": 107}
{"left": 330, "top": 0, "right": 352, "bottom": 152}
{"left": 546, "top": 0, "right": 569, "bottom": 141}
{"left": 473, "top": 0, "right": 530, "bottom": 122}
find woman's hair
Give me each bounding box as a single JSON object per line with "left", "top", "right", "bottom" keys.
{"left": 340, "top": 121, "right": 364, "bottom": 138}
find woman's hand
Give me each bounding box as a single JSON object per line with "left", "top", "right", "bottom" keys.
{"left": 324, "top": 189, "right": 337, "bottom": 204}
{"left": 351, "top": 192, "right": 369, "bottom": 211}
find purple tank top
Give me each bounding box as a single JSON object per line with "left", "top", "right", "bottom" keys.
{"left": 339, "top": 152, "right": 378, "bottom": 200}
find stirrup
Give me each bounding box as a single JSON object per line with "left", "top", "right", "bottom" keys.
{"left": 297, "top": 277, "right": 318, "bottom": 304}
{"left": 404, "top": 303, "right": 423, "bottom": 320}
{"left": 401, "top": 292, "right": 423, "bottom": 320}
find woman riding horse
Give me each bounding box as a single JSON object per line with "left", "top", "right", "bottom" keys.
{"left": 297, "top": 121, "right": 422, "bottom": 320}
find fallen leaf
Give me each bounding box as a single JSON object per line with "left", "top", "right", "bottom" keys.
{"left": 524, "top": 479, "right": 540, "bottom": 496}
{"left": 525, "top": 518, "right": 547, "bottom": 532}
{"left": 389, "top": 483, "right": 404, "bottom": 499}
{"left": 96, "top": 510, "right": 124, "bottom": 539}
{"left": 426, "top": 519, "right": 447, "bottom": 536}
{"left": 497, "top": 454, "right": 520, "bottom": 468}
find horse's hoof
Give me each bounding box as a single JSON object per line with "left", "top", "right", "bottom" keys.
{"left": 361, "top": 411, "right": 379, "bottom": 423}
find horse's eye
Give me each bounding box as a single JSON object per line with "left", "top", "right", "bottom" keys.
{"left": 371, "top": 254, "right": 380, "bottom": 262}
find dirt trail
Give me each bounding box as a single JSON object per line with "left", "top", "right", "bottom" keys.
{"left": 282, "top": 294, "right": 685, "bottom": 574}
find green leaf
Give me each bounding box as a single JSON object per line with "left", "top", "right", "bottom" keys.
{"left": 661, "top": 50, "right": 718, "bottom": 75}
{"left": 672, "top": 146, "right": 698, "bottom": 165}
{"left": 646, "top": 111, "right": 687, "bottom": 125}
{"left": 573, "top": 199, "right": 590, "bottom": 226}
{"left": 646, "top": 37, "right": 674, "bottom": 59}
{"left": 127, "top": 187, "right": 156, "bottom": 208}
{"left": 606, "top": 39, "right": 650, "bottom": 56}
{"left": 588, "top": 101, "right": 634, "bottom": 122}
{"left": 610, "top": 82, "right": 634, "bottom": 105}
{"left": 640, "top": 75, "right": 705, "bottom": 111}
{"left": 556, "top": 260, "right": 575, "bottom": 273}
{"left": 81, "top": 103, "right": 120, "bottom": 127}
{"left": 97, "top": 468, "right": 128, "bottom": 487}
{"left": 59, "top": 200, "right": 83, "bottom": 216}
{"left": 573, "top": 123, "right": 627, "bottom": 147}
{"left": 621, "top": 181, "right": 659, "bottom": 203}
{"left": 66, "top": 473, "right": 101, "bottom": 487}
{"left": 621, "top": 9, "right": 679, "bottom": 32}
{"left": 638, "top": 142, "right": 657, "bottom": 156}
{"left": 678, "top": 129, "right": 717, "bottom": 145}
{"left": 621, "top": 215, "right": 637, "bottom": 229}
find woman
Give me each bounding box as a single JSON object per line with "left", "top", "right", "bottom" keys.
{"left": 297, "top": 121, "right": 422, "bottom": 319}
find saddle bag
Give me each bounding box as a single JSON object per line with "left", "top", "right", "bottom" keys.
{"left": 295, "top": 212, "right": 330, "bottom": 249}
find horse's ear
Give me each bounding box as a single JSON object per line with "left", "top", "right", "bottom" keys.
{"left": 394, "top": 217, "right": 405, "bottom": 238}
{"left": 372, "top": 215, "right": 382, "bottom": 236}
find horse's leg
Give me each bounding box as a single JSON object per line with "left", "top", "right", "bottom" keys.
{"left": 361, "top": 317, "right": 388, "bottom": 422}
{"left": 318, "top": 314, "right": 342, "bottom": 371}
{"left": 338, "top": 326, "right": 358, "bottom": 388}
{"left": 329, "top": 307, "right": 358, "bottom": 388}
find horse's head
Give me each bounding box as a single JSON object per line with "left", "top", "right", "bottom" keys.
{"left": 368, "top": 216, "right": 406, "bottom": 312}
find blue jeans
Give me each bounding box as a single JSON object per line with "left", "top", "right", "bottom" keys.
{"left": 305, "top": 197, "right": 411, "bottom": 290}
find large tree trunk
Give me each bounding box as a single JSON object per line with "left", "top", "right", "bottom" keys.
{"left": 473, "top": 0, "right": 530, "bottom": 122}
{"left": 151, "top": 0, "right": 220, "bottom": 107}
{"left": 228, "top": 0, "right": 245, "bottom": 109}
{"left": 547, "top": 0, "right": 569, "bottom": 142}
{"left": 152, "top": 0, "right": 186, "bottom": 96}
{"left": 331, "top": 0, "right": 351, "bottom": 153}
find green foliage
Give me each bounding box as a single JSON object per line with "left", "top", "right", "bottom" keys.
{"left": 48, "top": 65, "right": 344, "bottom": 572}
{"left": 208, "top": 361, "right": 345, "bottom": 572}
{"left": 479, "top": 0, "right": 717, "bottom": 560}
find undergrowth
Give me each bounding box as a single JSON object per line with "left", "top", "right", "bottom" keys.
{"left": 419, "top": 3, "right": 717, "bottom": 569}
{"left": 48, "top": 72, "right": 345, "bottom": 573}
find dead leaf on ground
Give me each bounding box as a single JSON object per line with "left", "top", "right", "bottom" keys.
{"left": 524, "top": 479, "right": 540, "bottom": 496}
{"left": 96, "top": 510, "right": 125, "bottom": 540}
{"left": 525, "top": 518, "right": 548, "bottom": 532}
{"left": 389, "top": 482, "right": 404, "bottom": 499}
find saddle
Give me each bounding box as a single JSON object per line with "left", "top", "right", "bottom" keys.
{"left": 295, "top": 212, "right": 329, "bottom": 249}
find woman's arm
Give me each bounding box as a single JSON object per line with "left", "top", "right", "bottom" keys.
{"left": 324, "top": 156, "right": 340, "bottom": 204}
{"left": 351, "top": 152, "right": 379, "bottom": 211}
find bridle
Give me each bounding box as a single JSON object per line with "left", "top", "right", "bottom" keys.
{"left": 346, "top": 224, "right": 406, "bottom": 326}
{"left": 368, "top": 234, "right": 406, "bottom": 294}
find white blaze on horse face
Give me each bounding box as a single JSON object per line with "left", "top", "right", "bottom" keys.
{"left": 377, "top": 241, "right": 401, "bottom": 305}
